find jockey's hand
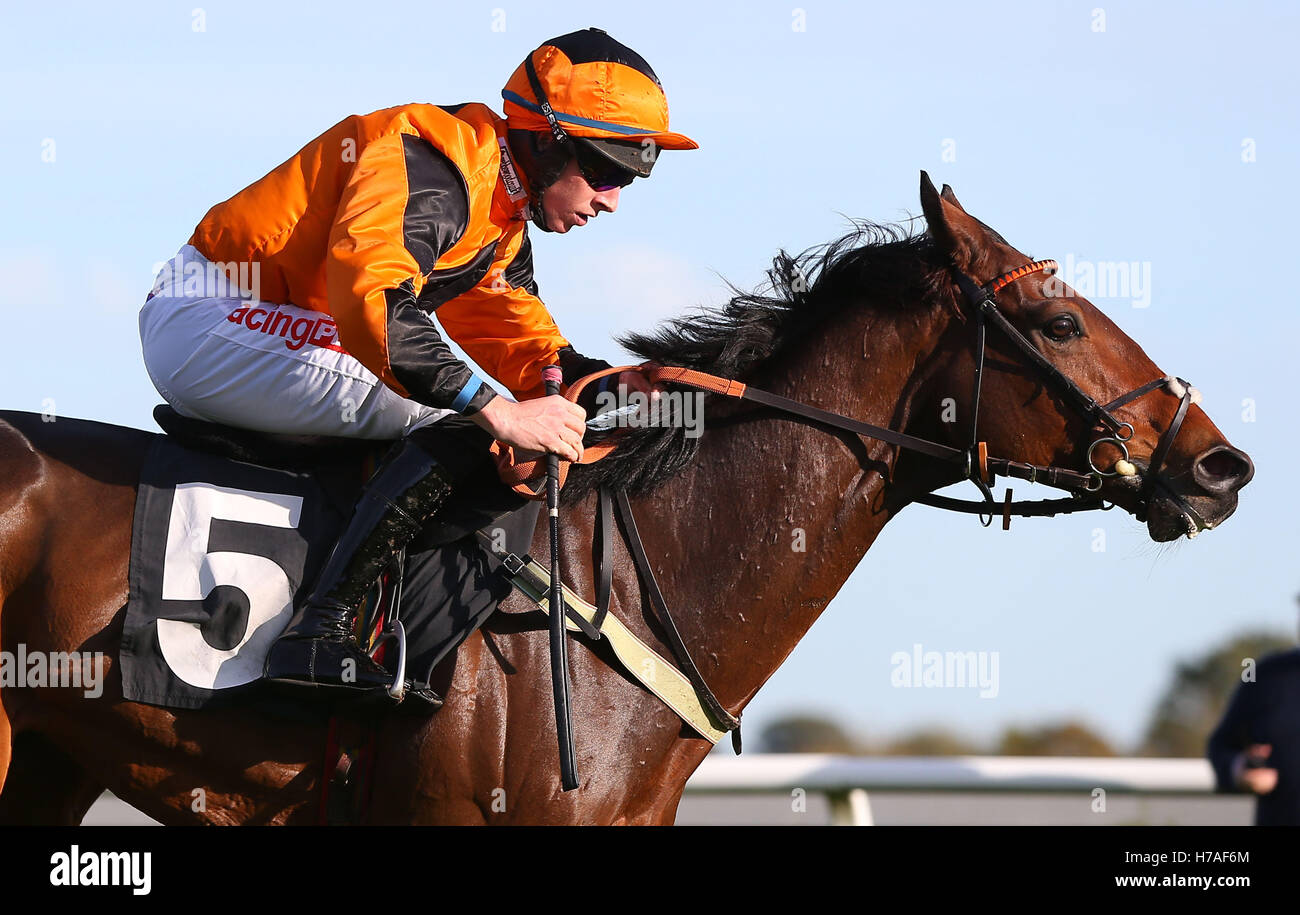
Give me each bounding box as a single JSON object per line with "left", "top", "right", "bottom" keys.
{"left": 472, "top": 394, "right": 587, "bottom": 463}
{"left": 616, "top": 369, "right": 667, "bottom": 406}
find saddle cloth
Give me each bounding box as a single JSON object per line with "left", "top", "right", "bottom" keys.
{"left": 119, "top": 435, "right": 536, "bottom": 709}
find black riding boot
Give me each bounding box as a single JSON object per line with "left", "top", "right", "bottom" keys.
{"left": 263, "top": 435, "right": 457, "bottom": 692}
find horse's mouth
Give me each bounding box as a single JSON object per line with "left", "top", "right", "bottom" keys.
{"left": 1102, "top": 465, "right": 1238, "bottom": 543}
{"left": 1147, "top": 494, "right": 1214, "bottom": 542}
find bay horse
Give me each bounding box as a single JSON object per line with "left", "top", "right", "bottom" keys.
{"left": 0, "top": 175, "right": 1253, "bottom": 824}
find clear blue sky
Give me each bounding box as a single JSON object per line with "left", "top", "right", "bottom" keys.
{"left": 2, "top": 1, "right": 1296, "bottom": 751}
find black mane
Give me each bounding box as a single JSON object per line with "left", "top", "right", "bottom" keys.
{"left": 560, "top": 219, "right": 951, "bottom": 505}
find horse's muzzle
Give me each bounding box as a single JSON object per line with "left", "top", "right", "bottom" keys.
{"left": 1141, "top": 444, "right": 1254, "bottom": 542}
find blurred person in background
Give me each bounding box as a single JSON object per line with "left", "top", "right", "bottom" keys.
{"left": 1207, "top": 606, "right": 1300, "bottom": 825}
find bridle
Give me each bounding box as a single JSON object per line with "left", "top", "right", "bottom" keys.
{"left": 490, "top": 256, "right": 1210, "bottom": 755}
{"left": 928, "top": 258, "right": 1205, "bottom": 530}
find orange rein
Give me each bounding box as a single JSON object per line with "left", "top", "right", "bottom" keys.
{"left": 489, "top": 363, "right": 743, "bottom": 499}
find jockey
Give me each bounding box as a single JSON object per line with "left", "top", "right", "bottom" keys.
{"left": 137, "top": 28, "right": 696, "bottom": 694}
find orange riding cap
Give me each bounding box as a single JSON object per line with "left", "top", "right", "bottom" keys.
{"left": 502, "top": 33, "right": 698, "bottom": 151}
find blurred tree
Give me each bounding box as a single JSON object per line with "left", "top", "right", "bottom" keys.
{"left": 1138, "top": 629, "right": 1294, "bottom": 757}
{"left": 996, "top": 721, "right": 1117, "bottom": 756}
{"left": 757, "top": 714, "right": 861, "bottom": 753}
{"left": 881, "top": 728, "right": 983, "bottom": 756}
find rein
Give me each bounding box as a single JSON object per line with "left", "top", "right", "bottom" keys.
{"left": 494, "top": 257, "right": 1202, "bottom": 529}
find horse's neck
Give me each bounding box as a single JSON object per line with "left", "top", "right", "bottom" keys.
{"left": 640, "top": 304, "right": 950, "bottom": 715}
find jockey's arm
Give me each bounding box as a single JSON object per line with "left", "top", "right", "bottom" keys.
{"left": 433, "top": 232, "right": 619, "bottom": 409}
{"left": 435, "top": 234, "right": 630, "bottom": 461}
{"left": 324, "top": 131, "right": 607, "bottom": 460}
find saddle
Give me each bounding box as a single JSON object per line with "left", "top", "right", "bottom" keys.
{"left": 152, "top": 404, "right": 541, "bottom": 554}
{"left": 152, "top": 404, "right": 384, "bottom": 471}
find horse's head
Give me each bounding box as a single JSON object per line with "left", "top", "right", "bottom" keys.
{"left": 917, "top": 172, "right": 1252, "bottom": 542}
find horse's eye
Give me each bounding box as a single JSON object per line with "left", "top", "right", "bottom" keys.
{"left": 1044, "top": 315, "right": 1079, "bottom": 340}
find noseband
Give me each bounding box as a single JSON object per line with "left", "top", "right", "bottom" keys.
{"left": 940, "top": 259, "right": 1202, "bottom": 529}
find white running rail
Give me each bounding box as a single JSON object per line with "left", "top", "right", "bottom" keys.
{"left": 685, "top": 754, "right": 1217, "bottom": 825}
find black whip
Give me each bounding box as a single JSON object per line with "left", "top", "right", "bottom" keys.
{"left": 542, "top": 364, "right": 578, "bottom": 791}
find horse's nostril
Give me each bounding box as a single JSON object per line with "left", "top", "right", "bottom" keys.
{"left": 1201, "top": 452, "right": 1239, "bottom": 477}
{"left": 1193, "top": 446, "right": 1254, "bottom": 493}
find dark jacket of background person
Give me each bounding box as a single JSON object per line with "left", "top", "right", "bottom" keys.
{"left": 1208, "top": 647, "right": 1300, "bottom": 825}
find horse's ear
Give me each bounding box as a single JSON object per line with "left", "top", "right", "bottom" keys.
{"left": 940, "top": 184, "right": 965, "bottom": 211}
{"left": 920, "top": 171, "right": 986, "bottom": 272}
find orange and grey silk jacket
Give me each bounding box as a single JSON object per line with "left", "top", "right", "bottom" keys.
{"left": 187, "top": 102, "right": 609, "bottom": 414}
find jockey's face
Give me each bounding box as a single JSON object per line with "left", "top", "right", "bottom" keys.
{"left": 540, "top": 157, "right": 620, "bottom": 233}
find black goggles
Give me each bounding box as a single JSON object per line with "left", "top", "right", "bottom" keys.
{"left": 523, "top": 53, "right": 637, "bottom": 192}
{"left": 573, "top": 144, "right": 636, "bottom": 191}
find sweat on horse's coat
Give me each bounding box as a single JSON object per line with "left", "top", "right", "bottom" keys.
{"left": 0, "top": 175, "right": 1253, "bottom": 823}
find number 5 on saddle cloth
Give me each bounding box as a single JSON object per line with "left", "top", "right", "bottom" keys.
{"left": 120, "top": 408, "right": 539, "bottom": 712}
